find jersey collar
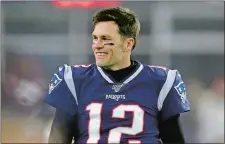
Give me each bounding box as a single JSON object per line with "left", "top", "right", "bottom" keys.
{"left": 97, "top": 61, "right": 144, "bottom": 84}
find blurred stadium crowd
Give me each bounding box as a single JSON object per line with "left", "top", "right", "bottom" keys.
{"left": 1, "top": 1, "right": 224, "bottom": 143}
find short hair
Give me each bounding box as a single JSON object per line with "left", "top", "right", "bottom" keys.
{"left": 92, "top": 7, "right": 141, "bottom": 50}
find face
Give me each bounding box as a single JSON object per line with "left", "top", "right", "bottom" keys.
{"left": 92, "top": 21, "right": 133, "bottom": 70}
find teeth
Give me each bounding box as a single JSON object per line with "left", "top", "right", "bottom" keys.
{"left": 96, "top": 52, "right": 107, "bottom": 57}
{"left": 96, "top": 52, "right": 107, "bottom": 55}
{"left": 97, "top": 53, "right": 106, "bottom": 56}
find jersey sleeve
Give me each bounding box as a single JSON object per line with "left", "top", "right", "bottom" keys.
{"left": 158, "top": 70, "right": 190, "bottom": 121}
{"left": 45, "top": 64, "right": 78, "bottom": 115}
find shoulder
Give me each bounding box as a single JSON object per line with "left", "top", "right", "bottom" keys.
{"left": 142, "top": 64, "right": 183, "bottom": 85}
{"left": 71, "top": 64, "right": 96, "bottom": 77}
{"left": 48, "top": 64, "right": 96, "bottom": 102}
{"left": 142, "top": 64, "right": 169, "bottom": 81}
{"left": 49, "top": 64, "right": 96, "bottom": 90}
{"left": 53, "top": 63, "right": 96, "bottom": 79}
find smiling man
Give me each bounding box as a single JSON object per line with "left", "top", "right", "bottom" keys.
{"left": 46, "top": 7, "right": 190, "bottom": 144}
{"left": 92, "top": 21, "right": 134, "bottom": 70}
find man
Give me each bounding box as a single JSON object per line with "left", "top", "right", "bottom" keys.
{"left": 46, "top": 7, "right": 190, "bottom": 143}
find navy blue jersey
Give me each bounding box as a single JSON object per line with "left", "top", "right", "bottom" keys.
{"left": 46, "top": 62, "right": 190, "bottom": 143}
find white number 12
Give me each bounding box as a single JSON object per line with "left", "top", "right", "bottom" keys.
{"left": 86, "top": 103, "right": 145, "bottom": 144}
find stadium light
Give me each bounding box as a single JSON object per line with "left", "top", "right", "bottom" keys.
{"left": 52, "top": 0, "right": 121, "bottom": 9}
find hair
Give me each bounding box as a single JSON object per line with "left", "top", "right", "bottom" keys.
{"left": 92, "top": 7, "right": 141, "bottom": 50}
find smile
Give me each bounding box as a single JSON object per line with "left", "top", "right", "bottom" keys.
{"left": 96, "top": 52, "right": 108, "bottom": 56}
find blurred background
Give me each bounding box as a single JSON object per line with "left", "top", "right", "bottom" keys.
{"left": 1, "top": 1, "right": 224, "bottom": 143}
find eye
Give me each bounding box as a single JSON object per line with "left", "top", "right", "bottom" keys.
{"left": 102, "top": 37, "right": 109, "bottom": 41}
{"left": 92, "top": 36, "right": 98, "bottom": 40}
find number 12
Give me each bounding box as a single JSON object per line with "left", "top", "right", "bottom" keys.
{"left": 86, "top": 103, "right": 145, "bottom": 144}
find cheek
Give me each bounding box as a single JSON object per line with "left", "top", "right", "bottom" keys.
{"left": 110, "top": 48, "right": 117, "bottom": 57}
{"left": 110, "top": 48, "right": 121, "bottom": 59}
{"left": 107, "top": 51, "right": 113, "bottom": 60}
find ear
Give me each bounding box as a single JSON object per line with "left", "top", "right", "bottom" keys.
{"left": 125, "top": 38, "right": 135, "bottom": 51}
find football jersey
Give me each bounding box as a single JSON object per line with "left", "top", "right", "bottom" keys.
{"left": 46, "top": 61, "right": 190, "bottom": 143}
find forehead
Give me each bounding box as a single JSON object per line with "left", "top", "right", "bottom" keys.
{"left": 92, "top": 21, "right": 120, "bottom": 37}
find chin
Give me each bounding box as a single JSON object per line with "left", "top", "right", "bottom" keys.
{"left": 96, "top": 61, "right": 110, "bottom": 68}
{"left": 96, "top": 61, "right": 106, "bottom": 67}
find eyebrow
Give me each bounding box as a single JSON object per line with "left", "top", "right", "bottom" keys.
{"left": 92, "top": 34, "right": 112, "bottom": 38}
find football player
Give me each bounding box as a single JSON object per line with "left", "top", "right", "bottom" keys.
{"left": 46, "top": 7, "right": 190, "bottom": 144}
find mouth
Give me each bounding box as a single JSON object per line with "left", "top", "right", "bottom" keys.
{"left": 96, "top": 52, "right": 108, "bottom": 57}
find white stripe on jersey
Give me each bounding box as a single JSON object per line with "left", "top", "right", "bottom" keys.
{"left": 64, "top": 64, "right": 78, "bottom": 106}
{"left": 157, "top": 69, "right": 177, "bottom": 111}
